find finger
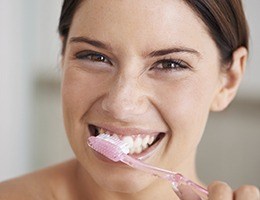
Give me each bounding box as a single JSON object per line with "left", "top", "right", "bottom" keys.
{"left": 208, "top": 181, "right": 233, "bottom": 200}
{"left": 176, "top": 184, "right": 202, "bottom": 200}
{"left": 234, "top": 185, "right": 260, "bottom": 200}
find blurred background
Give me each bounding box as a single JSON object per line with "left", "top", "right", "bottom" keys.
{"left": 0, "top": 0, "right": 259, "bottom": 189}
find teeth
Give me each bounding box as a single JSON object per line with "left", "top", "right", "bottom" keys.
{"left": 134, "top": 146, "right": 143, "bottom": 154}
{"left": 142, "top": 135, "right": 149, "bottom": 149}
{"left": 122, "top": 136, "right": 134, "bottom": 148}
{"left": 148, "top": 136, "right": 155, "bottom": 145}
{"left": 98, "top": 128, "right": 105, "bottom": 134}
{"left": 135, "top": 136, "right": 142, "bottom": 147}
{"left": 96, "top": 127, "right": 159, "bottom": 155}
{"left": 129, "top": 147, "right": 135, "bottom": 155}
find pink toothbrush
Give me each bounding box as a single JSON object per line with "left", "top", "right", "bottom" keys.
{"left": 88, "top": 134, "right": 208, "bottom": 200}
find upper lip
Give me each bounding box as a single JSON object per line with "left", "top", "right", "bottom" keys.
{"left": 90, "top": 123, "right": 164, "bottom": 136}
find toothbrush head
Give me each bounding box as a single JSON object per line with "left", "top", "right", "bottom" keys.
{"left": 87, "top": 134, "right": 130, "bottom": 162}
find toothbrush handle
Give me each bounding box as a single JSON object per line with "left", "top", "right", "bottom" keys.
{"left": 120, "top": 154, "right": 177, "bottom": 180}
{"left": 121, "top": 155, "right": 208, "bottom": 200}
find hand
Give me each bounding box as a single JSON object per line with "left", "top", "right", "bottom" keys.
{"left": 175, "top": 181, "right": 259, "bottom": 200}
{"left": 208, "top": 181, "right": 260, "bottom": 200}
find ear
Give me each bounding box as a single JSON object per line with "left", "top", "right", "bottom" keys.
{"left": 210, "top": 47, "right": 248, "bottom": 111}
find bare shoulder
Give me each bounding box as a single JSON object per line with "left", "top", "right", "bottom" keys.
{"left": 0, "top": 159, "right": 77, "bottom": 200}
{"left": 0, "top": 175, "right": 45, "bottom": 200}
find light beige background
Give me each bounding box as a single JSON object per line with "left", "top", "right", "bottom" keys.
{"left": 0, "top": 0, "right": 259, "bottom": 189}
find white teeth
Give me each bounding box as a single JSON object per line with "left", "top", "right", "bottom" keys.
{"left": 135, "top": 136, "right": 142, "bottom": 147}
{"left": 132, "top": 136, "right": 143, "bottom": 154}
{"left": 142, "top": 135, "right": 149, "bottom": 149}
{"left": 96, "top": 128, "right": 159, "bottom": 155}
{"left": 148, "top": 136, "right": 155, "bottom": 145}
{"left": 134, "top": 146, "right": 143, "bottom": 154}
{"left": 122, "top": 136, "right": 134, "bottom": 148}
{"left": 129, "top": 147, "right": 135, "bottom": 155}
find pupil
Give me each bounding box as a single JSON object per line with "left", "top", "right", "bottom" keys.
{"left": 93, "top": 55, "right": 105, "bottom": 62}
{"left": 163, "top": 62, "right": 175, "bottom": 68}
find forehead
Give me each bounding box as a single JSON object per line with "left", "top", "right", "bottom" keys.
{"left": 69, "top": 0, "right": 216, "bottom": 55}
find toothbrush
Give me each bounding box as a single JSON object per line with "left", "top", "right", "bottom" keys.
{"left": 88, "top": 134, "right": 208, "bottom": 200}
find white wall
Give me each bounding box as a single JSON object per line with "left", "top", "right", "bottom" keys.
{"left": 0, "top": 0, "right": 32, "bottom": 180}
{"left": 239, "top": 0, "right": 260, "bottom": 99}
{"left": 197, "top": 99, "right": 260, "bottom": 189}
{"left": 0, "top": 0, "right": 259, "bottom": 188}
{"left": 0, "top": 0, "right": 64, "bottom": 181}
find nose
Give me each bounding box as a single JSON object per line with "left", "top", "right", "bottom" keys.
{"left": 101, "top": 75, "right": 149, "bottom": 121}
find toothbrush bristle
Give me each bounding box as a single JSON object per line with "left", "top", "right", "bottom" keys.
{"left": 88, "top": 134, "right": 129, "bottom": 162}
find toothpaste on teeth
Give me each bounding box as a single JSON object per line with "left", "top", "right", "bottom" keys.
{"left": 96, "top": 128, "right": 157, "bottom": 155}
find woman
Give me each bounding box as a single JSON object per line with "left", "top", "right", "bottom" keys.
{"left": 0, "top": 0, "right": 259, "bottom": 199}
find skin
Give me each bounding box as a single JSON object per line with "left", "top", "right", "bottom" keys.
{"left": 0, "top": 0, "right": 259, "bottom": 199}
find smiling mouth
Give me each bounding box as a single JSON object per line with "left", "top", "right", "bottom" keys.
{"left": 88, "top": 124, "right": 165, "bottom": 155}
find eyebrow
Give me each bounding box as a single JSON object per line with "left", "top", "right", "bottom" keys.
{"left": 148, "top": 47, "right": 201, "bottom": 58}
{"left": 69, "top": 36, "right": 201, "bottom": 58}
{"left": 69, "top": 36, "right": 112, "bottom": 51}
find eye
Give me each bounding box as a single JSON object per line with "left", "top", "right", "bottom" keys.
{"left": 75, "top": 51, "right": 112, "bottom": 65}
{"left": 152, "top": 59, "right": 191, "bottom": 72}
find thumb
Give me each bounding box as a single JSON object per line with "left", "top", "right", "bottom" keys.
{"left": 174, "top": 184, "right": 203, "bottom": 200}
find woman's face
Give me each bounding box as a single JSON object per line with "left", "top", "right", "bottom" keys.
{"left": 61, "top": 0, "right": 223, "bottom": 193}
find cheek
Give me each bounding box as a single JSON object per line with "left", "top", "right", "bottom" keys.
{"left": 61, "top": 66, "right": 108, "bottom": 149}
{"left": 154, "top": 76, "right": 218, "bottom": 149}
{"left": 62, "top": 66, "right": 107, "bottom": 120}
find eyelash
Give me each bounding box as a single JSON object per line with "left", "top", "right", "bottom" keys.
{"left": 75, "top": 51, "right": 112, "bottom": 65}
{"left": 75, "top": 51, "right": 191, "bottom": 72}
{"left": 151, "top": 59, "right": 190, "bottom": 72}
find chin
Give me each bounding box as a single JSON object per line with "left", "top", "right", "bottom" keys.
{"left": 90, "top": 166, "right": 158, "bottom": 194}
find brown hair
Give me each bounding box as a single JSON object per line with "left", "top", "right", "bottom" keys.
{"left": 58, "top": 0, "right": 83, "bottom": 54}
{"left": 58, "top": 0, "right": 249, "bottom": 64}
{"left": 184, "top": 0, "right": 249, "bottom": 64}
